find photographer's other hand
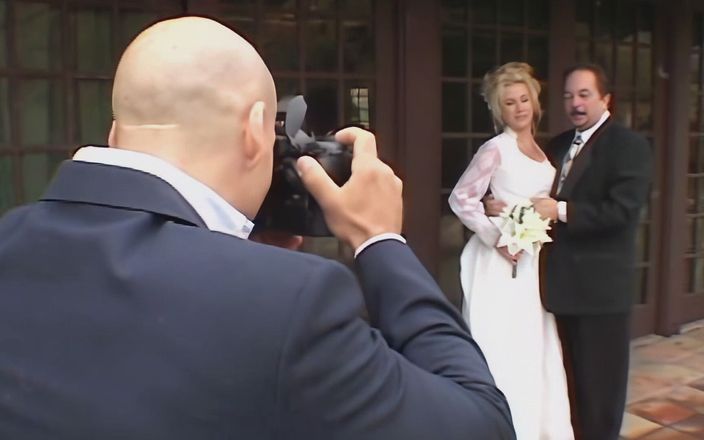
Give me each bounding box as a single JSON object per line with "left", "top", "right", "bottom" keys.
{"left": 296, "top": 127, "right": 403, "bottom": 250}
{"left": 483, "top": 194, "right": 507, "bottom": 217}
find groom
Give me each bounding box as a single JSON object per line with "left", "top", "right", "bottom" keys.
{"left": 487, "top": 64, "right": 652, "bottom": 440}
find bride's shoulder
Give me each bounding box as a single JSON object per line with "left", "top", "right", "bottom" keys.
{"left": 478, "top": 133, "right": 513, "bottom": 154}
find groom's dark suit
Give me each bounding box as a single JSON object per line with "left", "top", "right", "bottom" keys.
{"left": 541, "top": 118, "right": 652, "bottom": 439}
{"left": 0, "top": 161, "right": 514, "bottom": 439}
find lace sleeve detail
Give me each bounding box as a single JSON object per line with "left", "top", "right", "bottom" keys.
{"left": 448, "top": 141, "right": 502, "bottom": 248}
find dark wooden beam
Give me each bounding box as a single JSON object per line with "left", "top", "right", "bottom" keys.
{"left": 656, "top": 0, "right": 691, "bottom": 335}
{"left": 395, "top": 0, "right": 441, "bottom": 273}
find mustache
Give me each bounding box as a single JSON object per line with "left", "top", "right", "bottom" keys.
{"left": 570, "top": 110, "right": 587, "bottom": 117}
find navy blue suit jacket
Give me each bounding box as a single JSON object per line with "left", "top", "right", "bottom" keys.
{"left": 0, "top": 161, "right": 514, "bottom": 439}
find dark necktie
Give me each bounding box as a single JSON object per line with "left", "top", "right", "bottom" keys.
{"left": 556, "top": 134, "right": 583, "bottom": 193}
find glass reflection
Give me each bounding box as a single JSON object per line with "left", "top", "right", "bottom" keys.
{"left": 17, "top": 2, "right": 61, "bottom": 70}
{"left": 616, "top": 44, "right": 633, "bottom": 86}
{"left": 75, "top": 9, "right": 113, "bottom": 74}
{"left": 20, "top": 80, "right": 64, "bottom": 146}
{"left": 262, "top": 20, "right": 299, "bottom": 71}
{"left": 472, "top": 0, "right": 496, "bottom": 25}
{"left": 442, "top": 0, "right": 467, "bottom": 23}
{"left": 21, "top": 153, "right": 65, "bottom": 202}
{"left": 305, "top": 20, "right": 336, "bottom": 72}
{"left": 305, "top": 80, "right": 338, "bottom": 135}
{"left": 499, "top": 33, "right": 523, "bottom": 66}
{"left": 345, "top": 83, "right": 372, "bottom": 129}
{"left": 443, "top": 26, "right": 467, "bottom": 77}
{"left": 499, "top": 0, "right": 523, "bottom": 26}
{"left": 472, "top": 89, "right": 493, "bottom": 133}
{"left": 0, "top": 0, "right": 7, "bottom": 67}
{"left": 442, "top": 82, "right": 467, "bottom": 132}
{"left": 343, "top": 22, "right": 374, "bottom": 74}
{"left": 442, "top": 138, "right": 469, "bottom": 189}
{"left": 340, "top": 0, "right": 372, "bottom": 17}
{"left": 0, "top": 78, "right": 8, "bottom": 145}
{"left": 120, "top": 11, "right": 157, "bottom": 51}
{"left": 0, "top": 157, "right": 13, "bottom": 214}
{"left": 472, "top": 32, "right": 496, "bottom": 78}
{"left": 78, "top": 80, "right": 112, "bottom": 145}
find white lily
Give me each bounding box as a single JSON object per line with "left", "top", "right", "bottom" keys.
{"left": 496, "top": 203, "right": 553, "bottom": 257}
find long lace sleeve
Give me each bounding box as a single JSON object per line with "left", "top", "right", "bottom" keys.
{"left": 448, "top": 142, "right": 502, "bottom": 248}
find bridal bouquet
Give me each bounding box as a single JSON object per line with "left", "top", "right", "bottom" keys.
{"left": 496, "top": 202, "right": 553, "bottom": 278}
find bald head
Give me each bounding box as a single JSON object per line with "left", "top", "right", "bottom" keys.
{"left": 109, "top": 17, "right": 278, "bottom": 218}
{"left": 113, "top": 17, "right": 275, "bottom": 134}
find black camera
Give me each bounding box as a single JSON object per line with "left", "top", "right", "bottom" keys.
{"left": 254, "top": 95, "right": 352, "bottom": 236}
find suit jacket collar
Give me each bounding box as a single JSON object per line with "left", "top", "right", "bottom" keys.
{"left": 41, "top": 160, "right": 207, "bottom": 229}
{"left": 550, "top": 117, "right": 613, "bottom": 198}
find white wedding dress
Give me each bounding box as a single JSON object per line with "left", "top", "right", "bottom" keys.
{"left": 449, "top": 128, "right": 574, "bottom": 440}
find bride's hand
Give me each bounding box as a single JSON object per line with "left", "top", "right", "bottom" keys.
{"left": 497, "top": 246, "right": 522, "bottom": 264}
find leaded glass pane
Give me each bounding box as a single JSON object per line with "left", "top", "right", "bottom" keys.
{"left": 19, "top": 80, "right": 64, "bottom": 146}
{"left": 305, "top": 80, "right": 338, "bottom": 135}
{"left": 16, "top": 2, "right": 61, "bottom": 71}
{"left": 442, "top": 82, "right": 467, "bottom": 132}
{"left": 343, "top": 21, "right": 373, "bottom": 74}
{"left": 443, "top": 26, "right": 467, "bottom": 77}
{"left": 262, "top": 20, "right": 299, "bottom": 71}
{"left": 75, "top": 8, "right": 113, "bottom": 74}
{"left": 344, "top": 81, "right": 373, "bottom": 129}
{"left": 306, "top": 20, "right": 337, "bottom": 72}
{"left": 442, "top": 138, "right": 468, "bottom": 190}
{"left": 0, "top": 156, "right": 13, "bottom": 213}
{"left": 21, "top": 153, "right": 65, "bottom": 202}
{"left": 0, "top": 78, "right": 9, "bottom": 146}
{"left": 78, "top": 80, "right": 112, "bottom": 145}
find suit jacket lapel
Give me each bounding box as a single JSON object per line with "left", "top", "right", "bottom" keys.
{"left": 552, "top": 117, "right": 612, "bottom": 198}
{"left": 41, "top": 160, "right": 207, "bottom": 228}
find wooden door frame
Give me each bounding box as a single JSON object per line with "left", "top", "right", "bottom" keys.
{"left": 663, "top": 0, "right": 704, "bottom": 331}
{"left": 393, "top": 0, "right": 441, "bottom": 273}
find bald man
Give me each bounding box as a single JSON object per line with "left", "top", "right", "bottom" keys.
{"left": 0, "top": 17, "right": 513, "bottom": 439}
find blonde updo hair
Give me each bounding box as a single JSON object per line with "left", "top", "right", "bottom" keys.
{"left": 481, "top": 62, "right": 542, "bottom": 134}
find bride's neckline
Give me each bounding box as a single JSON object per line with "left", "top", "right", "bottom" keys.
{"left": 503, "top": 128, "right": 548, "bottom": 164}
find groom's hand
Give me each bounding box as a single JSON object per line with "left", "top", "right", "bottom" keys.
{"left": 531, "top": 197, "right": 558, "bottom": 221}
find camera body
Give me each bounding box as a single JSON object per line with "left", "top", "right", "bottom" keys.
{"left": 254, "top": 96, "right": 352, "bottom": 236}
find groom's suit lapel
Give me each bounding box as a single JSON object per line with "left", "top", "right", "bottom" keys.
{"left": 550, "top": 117, "right": 612, "bottom": 198}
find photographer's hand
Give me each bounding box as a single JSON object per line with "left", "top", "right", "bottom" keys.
{"left": 296, "top": 127, "right": 403, "bottom": 250}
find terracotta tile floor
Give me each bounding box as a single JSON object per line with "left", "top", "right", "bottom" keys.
{"left": 620, "top": 321, "right": 704, "bottom": 439}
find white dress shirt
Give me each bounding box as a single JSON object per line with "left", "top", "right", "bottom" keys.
{"left": 73, "top": 146, "right": 404, "bottom": 256}
{"left": 557, "top": 110, "right": 611, "bottom": 222}
{"left": 73, "top": 146, "right": 255, "bottom": 239}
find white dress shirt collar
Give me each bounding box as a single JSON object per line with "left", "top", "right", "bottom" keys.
{"left": 575, "top": 110, "right": 610, "bottom": 145}
{"left": 72, "top": 146, "right": 254, "bottom": 240}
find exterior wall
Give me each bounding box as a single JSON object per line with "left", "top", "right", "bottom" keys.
{"left": 0, "top": 0, "right": 701, "bottom": 335}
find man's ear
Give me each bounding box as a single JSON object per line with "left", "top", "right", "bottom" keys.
{"left": 243, "top": 101, "right": 268, "bottom": 165}
{"left": 108, "top": 120, "right": 117, "bottom": 147}
{"left": 603, "top": 93, "right": 612, "bottom": 111}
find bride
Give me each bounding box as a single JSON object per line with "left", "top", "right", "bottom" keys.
{"left": 449, "top": 62, "right": 574, "bottom": 439}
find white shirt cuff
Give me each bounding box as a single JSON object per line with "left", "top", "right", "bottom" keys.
{"left": 354, "top": 233, "right": 407, "bottom": 258}
{"left": 557, "top": 201, "right": 567, "bottom": 223}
